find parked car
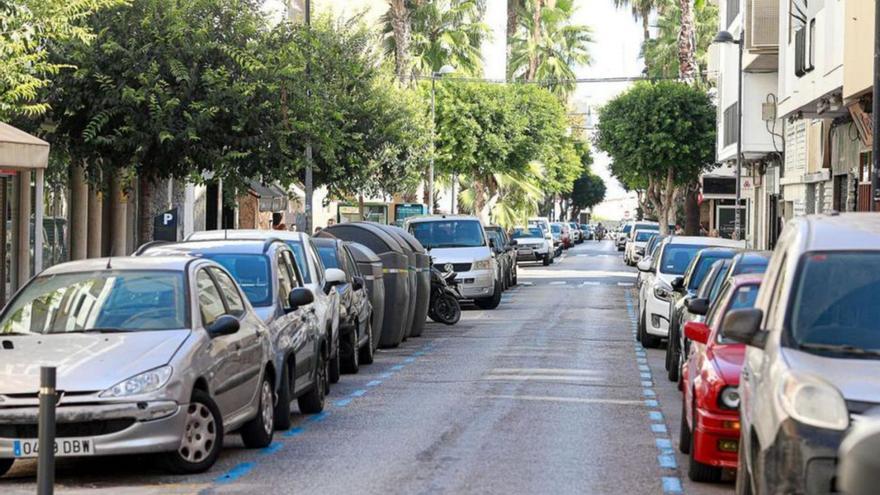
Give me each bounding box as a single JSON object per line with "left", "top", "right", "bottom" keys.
{"left": 726, "top": 214, "right": 880, "bottom": 495}
{"left": 679, "top": 274, "right": 763, "bottom": 482}
{"left": 313, "top": 238, "right": 373, "bottom": 374}
{"left": 624, "top": 229, "right": 658, "bottom": 266}
{"left": 580, "top": 224, "right": 593, "bottom": 240}
{"left": 636, "top": 234, "right": 665, "bottom": 297}
{"left": 138, "top": 239, "right": 331, "bottom": 429}
{"left": 664, "top": 247, "right": 741, "bottom": 382}
{"left": 636, "top": 236, "right": 744, "bottom": 348}
{"left": 406, "top": 215, "right": 502, "bottom": 309}
{"left": 616, "top": 222, "right": 634, "bottom": 251}
{"left": 623, "top": 221, "right": 660, "bottom": 260}
{"left": 485, "top": 225, "right": 518, "bottom": 287}
{"left": 511, "top": 226, "right": 554, "bottom": 266}
{"left": 568, "top": 222, "right": 582, "bottom": 244}
{"left": 550, "top": 222, "right": 572, "bottom": 249}
{"left": 187, "top": 230, "right": 343, "bottom": 384}
{"left": 0, "top": 257, "right": 277, "bottom": 475}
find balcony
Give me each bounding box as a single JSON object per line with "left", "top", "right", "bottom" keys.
{"left": 743, "top": 0, "right": 779, "bottom": 71}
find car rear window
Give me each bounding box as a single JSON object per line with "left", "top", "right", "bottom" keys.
{"left": 202, "top": 254, "right": 272, "bottom": 307}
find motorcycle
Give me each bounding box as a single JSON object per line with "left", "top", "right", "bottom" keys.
{"left": 428, "top": 264, "right": 462, "bottom": 325}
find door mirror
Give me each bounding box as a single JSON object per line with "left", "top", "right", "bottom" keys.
{"left": 637, "top": 259, "right": 652, "bottom": 272}
{"left": 684, "top": 321, "right": 710, "bottom": 344}
{"left": 488, "top": 237, "right": 496, "bottom": 249}
{"left": 288, "top": 287, "right": 314, "bottom": 311}
{"left": 206, "top": 315, "right": 240, "bottom": 337}
{"left": 686, "top": 297, "right": 709, "bottom": 316}
{"left": 508, "top": 239, "right": 518, "bottom": 246}
{"left": 721, "top": 308, "right": 766, "bottom": 348}
{"left": 671, "top": 277, "right": 684, "bottom": 291}
{"left": 352, "top": 276, "right": 364, "bottom": 291}
{"left": 324, "top": 268, "right": 346, "bottom": 294}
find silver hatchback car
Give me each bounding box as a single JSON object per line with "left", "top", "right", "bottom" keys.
{"left": 0, "top": 256, "right": 276, "bottom": 475}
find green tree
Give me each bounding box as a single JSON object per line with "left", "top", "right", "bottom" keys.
{"left": 567, "top": 168, "right": 606, "bottom": 219}
{"left": 612, "top": 0, "right": 659, "bottom": 42}
{"left": 595, "top": 81, "right": 715, "bottom": 234}
{"left": 0, "top": 0, "right": 124, "bottom": 120}
{"left": 508, "top": 0, "right": 592, "bottom": 99}
{"left": 642, "top": 0, "right": 718, "bottom": 80}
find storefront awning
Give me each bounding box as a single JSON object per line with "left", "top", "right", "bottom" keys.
{"left": 0, "top": 122, "right": 49, "bottom": 169}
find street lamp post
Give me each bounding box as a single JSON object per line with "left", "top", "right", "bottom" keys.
{"left": 429, "top": 65, "right": 455, "bottom": 214}
{"left": 714, "top": 30, "right": 744, "bottom": 240}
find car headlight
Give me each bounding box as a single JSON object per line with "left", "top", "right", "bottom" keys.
{"left": 654, "top": 285, "right": 673, "bottom": 301}
{"left": 778, "top": 372, "right": 849, "bottom": 431}
{"left": 472, "top": 258, "right": 493, "bottom": 270}
{"left": 100, "top": 365, "right": 173, "bottom": 398}
{"left": 719, "top": 386, "right": 741, "bottom": 409}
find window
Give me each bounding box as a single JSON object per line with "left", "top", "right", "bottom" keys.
{"left": 659, "top": 244, "right": 704, "bottom": 275}
{"left": 708, "top": 261, "right": 733, "bottom": 301}
{"left": 512, "top": 227, "right": 544, "bottom": 239}
{"left": 201, "top": 254, "right": 272, "bottom": 307}
{"left": 688, "top": 252, "right": 735, "bottom": 290}
{"left": 285, "top": 241, "right": 312, "bottom": 283}
{"left": 764, "top": 254, "right": 788, "bottom": 329}
{"left": 317, "top": 244, "right": 340, "bottom": 270}
{"left": 211, "top": 268, "right": 245, "bottom": 317}
{"left": 196, "top": 270, "right": 226, "bottom": 327}
{"left": 283, "top": 250, "right": 304, "bottom": 286}
{"left": 344, "top": 247, "right": 360, "bottom": 278}
{"left": 723, "top": 104, "right": 739, "bottom": 147}
{"left": 409, "top": 220, "right": 486, "bottom": 249}
{"left": 276, "top": 251, "right": 296, "bottom": 310}
{"left": 308, "top": 241, "right": 325, "bottom": 284}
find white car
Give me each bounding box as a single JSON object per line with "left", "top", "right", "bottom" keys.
{"left": 511, "top": 226, "right": 554, "bottom": 266}
{"left": 187, "top": 230, "right": 343, "bottom": 383}
{"left": 636, "top": 235, "right": 744, "bottom": 347}
{"left": 407, "top": 215, "right": 502, "bottom": 309}
{"left": 625, "top": 228, "right": 658, "bottom": 265}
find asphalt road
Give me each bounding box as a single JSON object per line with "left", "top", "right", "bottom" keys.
{"left": 1, "top": 240, "right": 735, "bottom": 495}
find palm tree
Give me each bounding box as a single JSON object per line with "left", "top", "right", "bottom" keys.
{"left": 508, "top": 0, "right": 592, "bottom": 99}
{"left": 458, "top": 162, "right": 547, "bottom": 227}
{"left": 642, "top": 0, "right": 717, "bottom": 80}
{"left": 612, "top": 0, "right": 659, "bottom": 42}
{"left": 386, "top": 0, "right": 413, "bottom": 84}
{"left": 382, "top": 0, "right": 489, "bottom": 79}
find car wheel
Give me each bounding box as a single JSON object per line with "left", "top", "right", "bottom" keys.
{"left": 666, "top": 330, "right": 680, "bottom": 382}
{"left": 639, "top": 314, "right": 661, "bottom": 348}
{"left": 735, "top": 434, "right": 753, "bottom": 495}
{"left": 298, "top": 351, "right": 326, "bottom": 414}
{"left": 359, "top": 320, "right": 374, "bottom": 365}
{"left": 688, "top": 403, "right": 722, "bottom": 483}
{"left": 273, "top": 361, "right": 293, "bottom": 431}
{"left": 160, "top": 389, "right": 223, "bottom": 474}
{"left": 240, "top": 374, "right": 275, "bottom": 449}
{"left": 475, "top": 280, "right": 503, "bottom": 310}
{"left": 329, "top": 333, "right": 341, "bottom": 384}
{"left": 636, "top": 311, "right": 644, "bottom": 343}
{"left": 679, "top": 399, "right": 691, "bottom": 454}
{"left": 341, "top": 327, "right": 359, "bottom": 374}
{"left": 0, "top": 458, "right": 13, "bottom": 477}
{"left": 542, "top": 255, "right": 551, "bottom": 266}
{"left": 512, "top": 267, "right": 518, "bottom": 285}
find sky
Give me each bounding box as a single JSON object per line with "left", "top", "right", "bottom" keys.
{"left": 261, "top": 0, "right": 643, "bottom": 220}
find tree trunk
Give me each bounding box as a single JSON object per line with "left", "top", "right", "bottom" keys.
{"left": 527, "top": 0, "right": 544, "bottom": 80}
{"left": 137, "top": 176, "right": 154, "bottom": 246}
{"left": 684, "top": 181, "right": 700, "bottom": 235}
{"left": 389, "top": 0, "right": 412, "bottom": 84}
{"left": 642, "top": 10, "right": 650, "bottom": 42}
{"left": 677, "top": 0, "right": 697, "bottom": 82}
{"left": 507, "top": 0, "right": 519, "bottom": 77}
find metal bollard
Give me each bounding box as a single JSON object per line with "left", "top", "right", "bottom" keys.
{"left": 36, "top": 366, "right": 56, "bottom": 495}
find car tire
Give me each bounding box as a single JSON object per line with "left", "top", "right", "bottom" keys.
{"left": 0, "top": 458, "right": 13, "bottom": 477}
{"left": 273, "top": 360, "right": 293, "bottom": 431}
{"left": 359, "top": 320, "right": 374, "bottom": 365}
{"left": 329, "top": 333, "right": 341, "bottom": 384}
{"left": 475, "top": 280, "right": 503, "bottom": 310}
{"left": 341, "top": 326, "right": 360, "bottom": 374}
{"left": 735, "top": 435, "right": 753, "bottom": 495}
{"left": 666, "top": 330, "right": 680, "bottom": 382}
{"left": 298, "top": 352, "right": 327, "bottom": 414}
{"left": 542, "top": 255, "right": 551, "bottom": 266}
{"left": 240, "top": 374, "right": 275, "bottom": 449}
{"left": 639, "top": 313, "right": 661, "bottom": 348}
{"left": 512, "top": 267, "right": 518, "bottom": 285}
{"left": 679, "top": 400, "right": 691, "bottom": 454}
{"left": 159, "top": 389, "right": 223, "bottom": 474}
{"left": 688, "top": 403, "right": 722, "bottom": 483}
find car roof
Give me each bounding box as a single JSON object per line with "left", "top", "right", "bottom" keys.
{"left": 188, "top": 229, "right": 308, "bottom": 243}
{"left": 799, "top": 213, "right": 880, "bottom": 251}
{"left": 732, "top": 250, "right": 772, "bottom": 264}
{"left": 139, "top": 240, "right": 279, "bottom": 257}
{"left": 665, "top": 236, "right": 745, "bottom": 248}
{"left": 41, "top": 256, "right": 196, "bottom": 276}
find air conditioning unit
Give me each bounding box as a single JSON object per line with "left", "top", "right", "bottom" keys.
{"left": 747, "top": 0, "right": 779, "bottom": 52}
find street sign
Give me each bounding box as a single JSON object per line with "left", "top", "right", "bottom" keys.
{"left": 153, "top": 208, "right": 178, "bottom": 242}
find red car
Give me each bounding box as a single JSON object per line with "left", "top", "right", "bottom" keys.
{"left": 679, "top": 274, "right": 762, "bottom": 482}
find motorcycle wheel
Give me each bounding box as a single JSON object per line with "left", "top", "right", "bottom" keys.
{"left": 432, "top": 293, "right": 461, "bottom": 325}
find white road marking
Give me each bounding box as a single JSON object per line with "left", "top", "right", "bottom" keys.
{"left": 549, "top": 281, "right": 567, "bottom": 285}
{"left": 617, "top": 282, "right": 634, "bottom": 287}
{"left": 581, "top": 281, "right": 600, "bottom": 286}
{"left": 481, "top": 394, "right": 646, "bottom": 406}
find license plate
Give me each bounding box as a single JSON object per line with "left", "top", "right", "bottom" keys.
{"left": 13, "top": 437, "right": 95, "bottom": 458}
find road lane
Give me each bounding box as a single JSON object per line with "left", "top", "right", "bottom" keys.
{"left": 1, "top": 240, "right": 719, "bottom": 494}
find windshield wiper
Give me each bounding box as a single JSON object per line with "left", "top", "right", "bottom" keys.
{"left": 798, "top": 342, "right": 880, "bottom": 357}
{"left": 68, "top": 328, "right": 129, "bottom": 334}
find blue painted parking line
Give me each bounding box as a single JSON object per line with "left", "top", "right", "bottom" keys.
{"left": 638, "top": 365, "right": 650, "bottom": 372}
{"left": 215, "top": 462, "right": 255, "bottom": 484}
{"left": 334, "top": 398, "right": 353, "bottom": 407}
{"left": 380, "top": 372, "right": 394, "bottom": 378}
{"left": 366, "top": 380, "right": 383, "bottom": 387}
{"left": 350, "top": 389, "right": 367, "bottom": 397}
{"left": 643, "top": 389, "right": 656, "bottom": 397}
{"left": 641, "top": 380, "right": 653, "bottom": 387}
{"left": 284, "top": 426, "right": 305, "bottom": 438}
{"left": 651, "top": 423, "right": 668, "bottom": 433}
{"left": 658, "top": 454, "right": 677, "bottom": 469}
{"left": 403, "top": 357, "right": 416, "bottom": 363}
{"left": 645, "top": 399, "right": 659, "bottom": 408}
{"left": 662, "top": 477, "right": 683, "bottom": 493}
{"left": 655, "top": 438, "right": 673, "bottom": 450}
{"left": 640, "top": 372, "right": 652, "bottom": 379}
{"left": 649, "top": 411, "right": 663, "bottom": 421}
{"left": 391, "top": 364, "right": 405, "bottom": 371}
{"left": 307, "top": 411, "right": 330, "bottom": 422}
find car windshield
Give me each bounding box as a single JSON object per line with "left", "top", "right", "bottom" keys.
{"left": 659, "top": 244, "right": 703, "bottom": 275}
{"left": 787, "top": 252, "right": 880, "bottom": 354}
{"left": 317, "top": 245, "right": 340, "bottom": 270}
{"left": 688, "top": 252, "right": 735, "bottom": 290}
{"left": 551, "top": 224, "right": 561, "bottom": 233}
{"left": 512, "top": 227, "right": 543, "bottom": 239}
{"left": 635, "top": 224, "right": 659, "bottom": 233}
{"left": 0, "top": 270, "right": 187, "bottom": 335}
{"left": 285, "top": 241, "right": 312, "bottom": 284}
{"left": 202, "top": 254, "right": 272, "bottom": 307}
{"left": 409, "top": 220, "right": 486, "bottom": 249}
{"left": 635, "top": 231, "right": 654, "bottom": 242}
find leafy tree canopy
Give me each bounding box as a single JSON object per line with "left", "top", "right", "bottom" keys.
{"left": 567, "top": 171, "right": 606, "bottom": 216}
{"left": 642, "top": 0, "right": 718, "bottom": 80}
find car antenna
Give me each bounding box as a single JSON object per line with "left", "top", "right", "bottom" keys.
{"left": 224, "top": 228, "right": 228, "bottom": 240}
{"left": 106, "top": 245, "right": 115, "bottom": 269}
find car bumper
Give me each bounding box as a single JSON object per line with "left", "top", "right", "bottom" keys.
{"left": 516, "top": 248, "right": 548, "bottom": 261}
{"left": 0, "top": 400, "right": 186, "bottom": 458}
{"left": 759, "top": 418, "right": 844, "bottom": 495}
{"left": 645, "top": 293, "right": 671, "bottom": 337}
{"left": 693, "top": 407, "right": 741, "bottom": 468}
{"left": 456, "top": 269, "right": 495, "bottom": 298}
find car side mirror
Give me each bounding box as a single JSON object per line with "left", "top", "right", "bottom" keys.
{"left": 323, "top": 267, "right": 346, "bottom": 294}
{"left": 721, "top": 308, "right": 766, "bottom": 348}
{"left": 352, "top": 276, "right": 364, "bottom": 291}
{"left": 686, "top": 297, "right": 709, "bottom": 316}
{"left": 288, "top": 287, "right": 314, "bottom": 311}
{"left": 509, "top": 239, "right": 518, "bottom": 246}
{"left": 488, "top": 237, "right": 496, "bottom": 248}
{"left": 684, "top": 321, "right": 710, "bottom": 344}
{"left": 671, "top": 277, "right": 684, "bottom": 291}
{"left": 206, "top": 315, "right": 240, "bottom": 337}
{"left": 637, "top": 259, "right": 652, "bottom": 272}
